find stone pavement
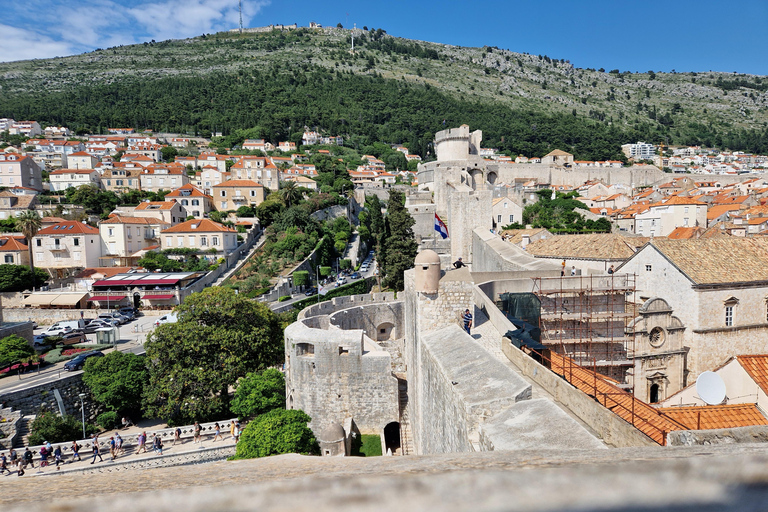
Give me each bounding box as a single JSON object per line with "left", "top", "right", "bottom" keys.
{"left": 4, "top": 444, "right": 768, "bottom": 511}
{"left": 469, "top": 306, "right": 607, "bottom": 448}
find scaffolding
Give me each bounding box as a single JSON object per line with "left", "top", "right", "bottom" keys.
{"left": 532, "top": 273, "right": 638, "bottom": 390}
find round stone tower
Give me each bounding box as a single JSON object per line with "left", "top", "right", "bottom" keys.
{"left": 414, "top": 250, "right": 441, "bottom": 294}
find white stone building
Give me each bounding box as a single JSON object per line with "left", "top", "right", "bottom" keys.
{"left": 634, "top": 196, "right": 708, "bottom": 237}
{"left": 99, "top": 215, "right": 169, "bottom": 263}
{"left": 48, "top": 169, "right": 102, "bottom": 191}
{"left": 0, "top": 153, "right": 43, "bottom": 191}
{"left": 32, "top": 221, "right": 101, "bottom": 272}
{"left": 160, "top": 219, "right": 238, "bottom": 255}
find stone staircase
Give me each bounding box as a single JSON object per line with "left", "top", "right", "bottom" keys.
{"left": 398, "top": 380, "right": 414, "bottom": 456}
{"left": 13, "top": 415, "right": 35, "bottom": 449}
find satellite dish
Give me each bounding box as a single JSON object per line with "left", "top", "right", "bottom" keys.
{"left": 696, "top": 371, "right": 727, "bottom": 405}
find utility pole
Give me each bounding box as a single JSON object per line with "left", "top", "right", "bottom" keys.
{"left": 239, "top": 0, "right": 243, "bottom": 34}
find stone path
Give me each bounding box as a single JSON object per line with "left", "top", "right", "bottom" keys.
{"left": 469, "top": 306, "right": 606, "bottom": 446}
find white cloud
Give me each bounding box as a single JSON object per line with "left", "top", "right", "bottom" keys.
{"left": 0, "top": 24, "right": 76, "bottom": 62}
{"left": 0, "top": 0, "right": 271, "bottom": 62}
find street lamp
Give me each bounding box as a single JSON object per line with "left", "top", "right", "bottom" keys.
{"left": 78, "top": 393, "right": 86, "bottom": 439}
{"left": 106, "top": 288, "right": 111, "bottom": 312}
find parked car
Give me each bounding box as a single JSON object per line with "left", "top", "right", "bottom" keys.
{"left": 84, "top": 320, "right": 114, "bottom": 333}
{"left": 304, "top": 287, "right": 317, "bottom": 296}
{"left": 119, "top": 306, "right": 140, "bottom": 319}
{"left": 33, "top": 334, "right": 51, "bottom": 347}
{"left": 64, "top": 351, "right": 104, "bottom": 371}
{"left": 41, "top": 325, "right": 75, "bottom": 337}
{"left": 154, "top": 312, "right": 178, "bottom": 327}
{"left": 350, "top": 272, "right": 360, "bottom": 280}
{"left": 42, "top": 320, "right": 87, "bottom": 337}
{"left": 57, "top": 332, "right": 88, "bottom": 346}
{"left": 99, "top": 312, "right": 129, "bottom": 325}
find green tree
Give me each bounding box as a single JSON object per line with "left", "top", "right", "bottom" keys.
{"left": 292, "top": 270, "right": 309, "bottom": 287}
{"left": 15, "top": 210, "right": 41, "bottom": 286}
{"left": 380, "top": 190, "right": 417, "bottom": 291}
{"left": 143, "top": 288, "right": 283, "bottom": 425}
{"left": 160, "top": 146, "right": 178, "bottom": 162}
{"left": 280, "top": 180, "right": 302, "bottom": 208}
{"left": 230, "top": 368, "right": 285, "bottom": 418}
{"left": 234, "top": 409, "right": 319, "bottom": 459}
{"left": 28, "top": 412, "right": 96, "bottom": 445}
{"left": 0, "top": 265, "right": 48, "bottom": 292}
{"left": 82, "top": 352, "right": 147, "bottom": 418}
{"left": 0, "top": 334, "right": 34, "bottom": 368}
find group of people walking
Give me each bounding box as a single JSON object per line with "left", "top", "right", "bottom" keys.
{"left": 0, "top": 419, "right": 242, "bottom": 477}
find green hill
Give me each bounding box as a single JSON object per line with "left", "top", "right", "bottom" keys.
{"left": 1, "top": 26, "right": 767, "bottom": 158}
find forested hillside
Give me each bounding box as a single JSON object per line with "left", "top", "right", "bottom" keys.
{"left": 1, "top": 27, "right": 767, "bottom": 158}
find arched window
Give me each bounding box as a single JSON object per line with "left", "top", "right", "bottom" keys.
{"left": 650, "top": 384, "right": 659, "bottom": 403}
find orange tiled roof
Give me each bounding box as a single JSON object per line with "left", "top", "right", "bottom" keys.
{"left": 37, "top": 221, "right": 98, "bottom": 235}
{"left": 548, "top": 352, "right": 685, "bottom": 444}
{"left": 657, "top": 404, "right": 768, "bottom": 430}
{"left": 135, "top": 201, "right": 178, "bottom": 211}
{"left": 212, "top": 179, "right": 263, "bottom": 188}
{"left": 667, "top": 227, "right": 703, "bottom": 240}
{"left": 0, "top": 236, "right": 28, "bottom": 251}
{"left": 737, "top": 355, "right": 768, "bottom": 395}
{"left": 161, "top": 219, "right": 235, "bottom": 234}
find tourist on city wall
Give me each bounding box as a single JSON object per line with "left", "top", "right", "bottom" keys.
{"left": 53, "top": 445, "right": 63, "bottom": 470}
{"left": 453, "top": 257, "right": 465, "bottom": 269}
{"left": 153, "top": 434, "right": 163, "bottom": 455}
{"left": 607, "top": 265, "right": 615, "bottom": 275}
{"left": 232, "top": 421, "right": 241, "bottom": 443}
{"left": 462, "top": 308, "right": 473, "bottom": 335}
{"left": 71, "top": 440, "right": 81, "bottom": 462}
{"left": 136, "top": 432, "right": 148, "bottom": 454}
{"left": 0, "top": 452, "right": 10, "bottom": 475}
{"left": 39, "top": 444, "right": 49, "bottom": 467}
{"left": 193, "top": 422, "right": 202, "bottom": 444}
{"left": 115, "top": 433, "right": 124, "bottom": 456}
{"left": 90, "top": 436, "right": 103, "bottom": 464}
{"left": 109, "top": 436, "right": 117, "bottom": 460}
{"left": 23, "top": 447, "right": 34, "bottom": 469}
{"left": 212, "top": 422, "right": 222, "bottom": 442}
{"left": 172, "top": 426, "right": 182, "bottom": 446}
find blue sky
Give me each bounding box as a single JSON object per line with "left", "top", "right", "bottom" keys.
{"left": 2, "top": 0, "right": 766, "bottom": 75}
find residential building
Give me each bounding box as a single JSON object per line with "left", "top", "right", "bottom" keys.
{"left": 32, "top": 221, "right": 102, "bottom": 273}
{"left": 140, "top": 167, "right": 189, "bottom": 193}
{"left": 133, "top": 201, "right": 185, "bottom": 225}
{"left": 278, "top": 141, "right": 296, "bottom": 152}
{"left": 164, "top": 184, "right": 213, "bottom": 219}
{"left": 0, "top": 190, "right": 38, "bottom": 220}
{"left": 160, "top": 219, "right": 238, "bottom": 255}
{"left": 48, "top": 169, "right": 102, "bottom": 191}
{"left": 101, "top": 167, "right": 143, "bottom": 193}
{"left": 283, "top": 175, "right": 318, "bottom": 190}
{"left": 169, "top": 138, "right": 190, "bottom": 148}
{"left": 0, "top": 153, "right": 43, "bottom": 191}
{"left": 99, "top": 215, "right": 169, "bottom": 266}
{"left": 621, "top": 142, "right": 656, "bottom": 160}
{"left": 491, "top": 197, "right": 523, "bottom": 229}
{"left": 0, "top": 236, "right": 29, "bottom": 265}
{"left": 211, "top": 179, "right": 265, "bottom": 211}
{"left": 634, "top": 196, "right": 708, "bottom": 237}
{"left": 8, "top": 121, "right": 41, "bottom": 137}
{"left": 125, "top": 143, "right": 162, "bottom": 161}
{"left": 228, "top": 157, "right": 279, "bottom": 189}
{"left": 67, "top": 151, "right": 98, "bottom": 169}
{"left": 194, "top": 166, "right": 229, "bottom": 195}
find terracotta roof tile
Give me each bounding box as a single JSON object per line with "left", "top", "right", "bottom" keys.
{"left": 526, "top": 234, "right": 649, "bottom": 261}
{"left": 161, "top": 219, "right": 235, "bottom": 234}
{"left": 37, "top": 221, "right": 98, "bottom": 235}
{"left": 737, "top": 355, "right": 768, "bottom": 395}
{"left": 0, "top": 236, "right": 28, "bottom": 251}
{"left": 657, "top": 404, "right": 768, "bottom": 430}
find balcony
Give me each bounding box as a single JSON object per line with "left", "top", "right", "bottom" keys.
{"left": 144, "top": 231, "right": 158, "bottom": 240}
{"left": 45, "top": 241, "right": 67, "bottom": 251}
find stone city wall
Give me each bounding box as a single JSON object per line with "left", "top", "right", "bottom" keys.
{"left": 667, "top": 425, "right": 768, "bottom": 446}
{"left": 0, "top": 371, "right": 99, "bottom": 418}
{"left": 298, "top": 292, "right": 396, "bottom": 320}
{"left": 4, "top": 308, "right": 100, "bottom": 326}
{"left": 328, "top": 301, "right": 403, "bottom": 342}
{"left": 472, "top": 282, "right": 656, "bottom": 448}
{"left": 414, "top": 324, "right": 532, "bottom": 454}
{"left": 284, "top": 319, "right": 399, "bottom": 436}
{"left": 0, "top": 320, "right": 35, "bottom": 343}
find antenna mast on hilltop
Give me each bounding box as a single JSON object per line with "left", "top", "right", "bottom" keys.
{"left": 239, "top": 0, "right": 243, "bottom": 33}
{"left": 351, "top": 23, "right": 356, "bottom": 54}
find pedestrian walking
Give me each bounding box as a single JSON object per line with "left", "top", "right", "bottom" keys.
{"left": 462, "top": 308, "right": 473, "bottom": 335}
{"left": 109, "top": 436, "right": 117, "bottom": 460}
{"left": 115, "top": 433, "right": 124, "bottom": 455}
{"left": 233, "top": 421, "right": 241, "bottom": 443}
{"left": 0, "top": 452, "right": 10, "bottom": 475}
{"left": 136, "top": 432, "right": 147, "bottom": 454}
{"left": 229, "top": 420, "right": 236, "bottom": 441}
{"left": 23, "top": 447, "right": 34, "bottom": 469}
{"left": 53, "top": 446, "right": 62, "bottom": 470}
{"left": 71, "top": 441, "right": 81, "bottom": 462}
{"left": 8, "top": 448, "right": 17, "bottom": 467}
{"left": 570, "top": 266, "right": 576, "bottom": 276}
{"left": 172, "top": 427, "right": 182, "bottom": 446}
{"left": 153, "top": 434, "right": 163, "bottom": 455}
{"left": 90, "top": 439, "right": 103, "bottom": 464}
{"left": 193, "top": 422, "right": 202, "bottom": 444}
{"left": 212, "top": 422, "right": 222, "bottom": 442}
{"left": 39, "top": 444, "right": 49, "bottom": 467}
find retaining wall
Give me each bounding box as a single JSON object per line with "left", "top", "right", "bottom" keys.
{"left": 0, "top": 371, "right": 98, "bottom": 418}
{"left": 4, "top": 308, "right": 100, "bottom": 326}
{"left": 299, "top": 293, "right": 396, "bottom": 320}
{"left": 667, "top": 425, "right": 768, "bottom": 446}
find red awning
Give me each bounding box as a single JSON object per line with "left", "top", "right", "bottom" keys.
{"left": 141, "top": 294, "right": 175, "bottom": 300}
{"left": 87, "top": 295, "right": 127, "bottom": 301}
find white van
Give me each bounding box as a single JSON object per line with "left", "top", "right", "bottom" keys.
{"left": 154, "top": 312, "right": 178, "bottom": 327}
{"left": 43, "top": 319, "right": 86, "bottom": 336}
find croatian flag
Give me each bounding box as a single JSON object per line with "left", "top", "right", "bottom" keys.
{"left": 435, "top": 213, "right": 449, "bottom": 239}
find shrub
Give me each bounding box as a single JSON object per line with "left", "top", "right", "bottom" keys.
{"left": 277, "top": 295, "right": 291, "bottom": 302}
{"left": 234, "top": 409, "right": 319, "bottom": 459}
{"left": 231, "top": 369, "right": 286, "bottom": 419}
{"left": 28, "top": 412, "right": 96, "bottom": 445}
{"left": 96, "top": 411, "right": 120, "bottom": 430}
{"left": 0, "top": 334, "right": 35, "bottom": 368}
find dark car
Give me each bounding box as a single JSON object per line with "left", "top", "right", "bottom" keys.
{"left": 304, "top": 287, "right": 317, "bottom": 296}
{"left": 119, "top": 306, "right": 140, "bottom": 319}
{"left": 350, "top": 272, "right": 360, "bottom": 279}
{"left": 57, "top": 332, "right": 88, "bottom": 346}
{"left": 64, "top": 351, "right": 104, "bottom": 371}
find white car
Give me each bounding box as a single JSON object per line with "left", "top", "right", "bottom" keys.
{"left": 154, "top": 312, "right": 178, "bottom": 327}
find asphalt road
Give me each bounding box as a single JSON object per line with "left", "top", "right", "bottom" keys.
{"left": 0, "top": 313, "right": 161, "bottom": 393}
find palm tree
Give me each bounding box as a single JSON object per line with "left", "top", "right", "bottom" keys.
{"left": 280, "top": 180, "right": 302, "bottom": 208}
{"left": 16, "top": 210, "right": 42, "bottom": 288}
